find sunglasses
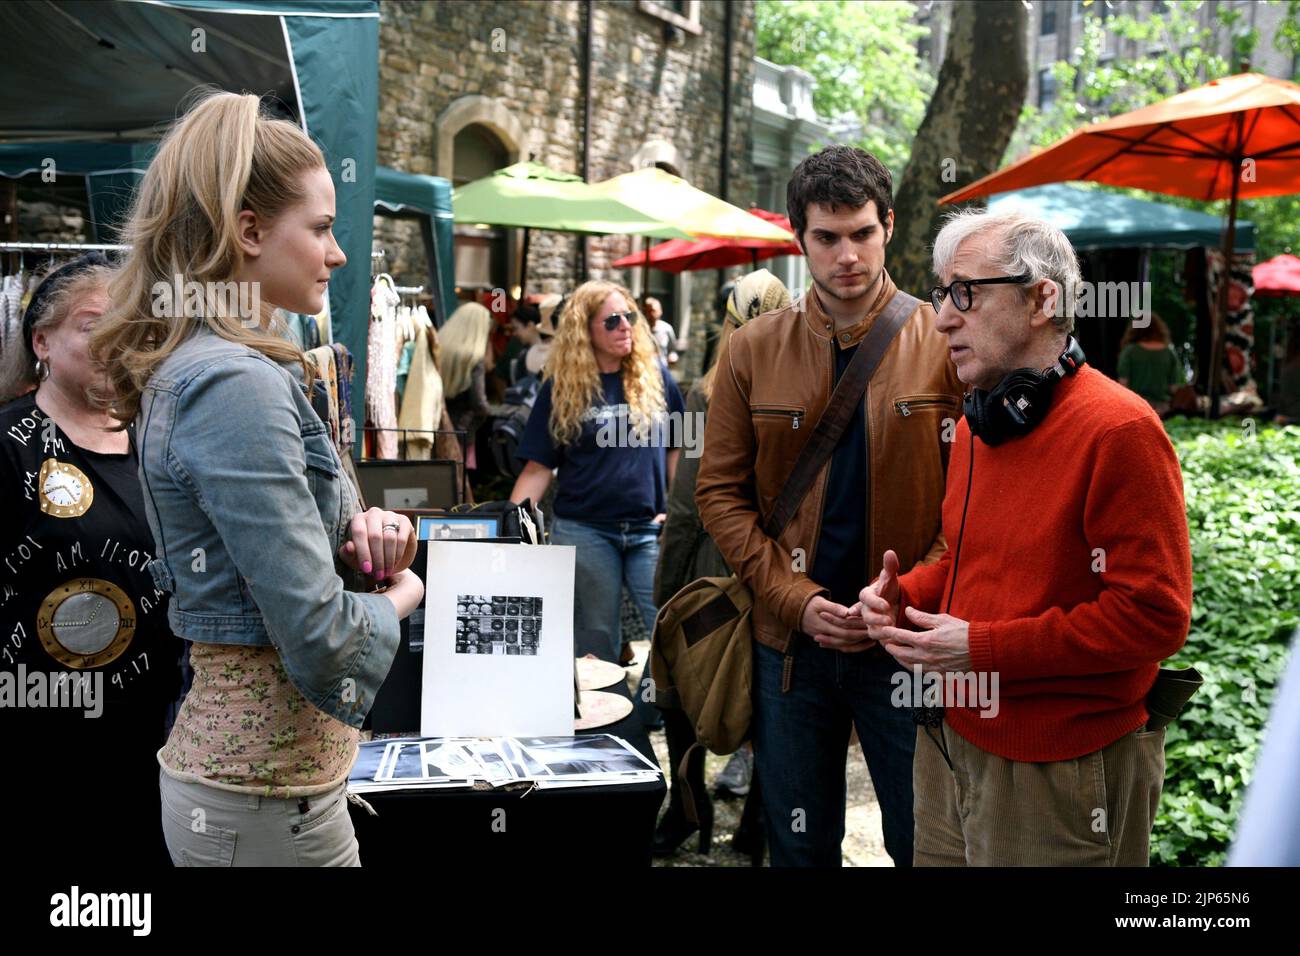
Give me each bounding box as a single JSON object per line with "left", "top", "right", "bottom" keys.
{"left": 600, "top": 310, "right": 639, "bottom": 331}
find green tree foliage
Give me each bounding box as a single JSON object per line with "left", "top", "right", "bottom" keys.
{"left": 754, "top": 0, "right": 934, "bottom": 175}
{"left": 1010, "top": 1, "right": 1300, "bottom": 261}
{"left": 1013, "top": 2, "right": 1233, "bottom": 154}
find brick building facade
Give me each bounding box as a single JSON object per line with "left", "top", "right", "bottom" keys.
{"left": 374, "top": 0, "right": 757, "bottom": 379}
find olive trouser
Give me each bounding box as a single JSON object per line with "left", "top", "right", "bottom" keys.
{"left": 913, "top": 721, "right": 1166, "bottom": 866}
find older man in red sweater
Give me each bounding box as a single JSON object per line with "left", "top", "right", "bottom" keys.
{"left": 857, "top": 209, "right": 1192, "bottom": 866}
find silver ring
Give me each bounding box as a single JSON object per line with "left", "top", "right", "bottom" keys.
{"left": 381, "top": 522, "right": 400, "bottom": 533}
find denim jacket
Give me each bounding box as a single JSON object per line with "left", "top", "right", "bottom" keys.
{"left": 136, "top": 326, "right": 399, "bottom": 727}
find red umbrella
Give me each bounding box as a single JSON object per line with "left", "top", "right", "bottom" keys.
{"left": 612, "top": 207, "right": 801, "bottom": 273}
{"left": 1253, "top": 254, "right": 1300, "bottom": 298}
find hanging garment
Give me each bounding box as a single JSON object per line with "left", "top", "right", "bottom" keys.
{"left": 332, "top": 343, "right": 356, "bottom": 457}
{"left": 4, "top": 274, "right": 23, "bottom": 347}
{"left": 0, "top": 275, "right": 13, "bottom": 351}
{"left": 395, "top": 338, "right": 415, "bottom": 404}
{"left": 304, "top": 346, "right": 341, "bottom": 452}
{"left": 314, "top": 296, "right": 332, "bottom": 346}
{"left": 366, "top": 276, "right": 400, "bottom": 459}
{"left": 396, "top": 323, "right": 446, "bottom": 460}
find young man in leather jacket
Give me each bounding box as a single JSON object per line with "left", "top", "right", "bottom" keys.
{"left": 695, "top": 145, "right": 963, "bottom": 866}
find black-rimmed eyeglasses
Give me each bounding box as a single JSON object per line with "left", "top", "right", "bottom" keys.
{"left": 929, "top": 274, "right": 1031, "bottom": 313}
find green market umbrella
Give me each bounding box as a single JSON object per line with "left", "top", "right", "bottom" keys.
{"left": 452, "top": 162, "right": 691, "bottom": 289}
{"left": 453, "top": 162, "right": 691, "bottom": 237}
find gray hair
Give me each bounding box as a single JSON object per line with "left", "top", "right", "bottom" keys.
{"left": 931, "top": 208, "right": 1081, "bottom": 333}
{"left": 0, "top": 265, "right": 115, "bottom": 402}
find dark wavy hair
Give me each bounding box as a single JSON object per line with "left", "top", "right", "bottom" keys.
{"left": 786, "top": 145, "right": 893, "bottom": 244}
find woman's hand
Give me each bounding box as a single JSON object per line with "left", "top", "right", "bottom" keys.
{"left": 377, "top": 569, "right": 425, "bottom": 620}
{"left": 338, "top": 508, "right": 417, "bottom": 583}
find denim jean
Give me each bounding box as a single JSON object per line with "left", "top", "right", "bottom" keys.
{"left": 549, "top": 516, "right": 662, "bottom": 727}
{"left": 753, "top": 637, "right": 916, "bottom": 867}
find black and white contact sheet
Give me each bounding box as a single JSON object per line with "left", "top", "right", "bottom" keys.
{"left": 454, "top": 593, "right": 543, "bottom": 656}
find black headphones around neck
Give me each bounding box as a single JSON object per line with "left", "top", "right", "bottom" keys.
{"left": 963, "top": 336, "right": 1087, "bottom": 447}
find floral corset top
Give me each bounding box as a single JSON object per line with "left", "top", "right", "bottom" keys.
{"left": 158, "top": 641, "right": 360, "bottom": 797}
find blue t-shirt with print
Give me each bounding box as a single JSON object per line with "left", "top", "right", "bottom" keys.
{"left": 516, "top": 365, "right": 686, "bottom": 522}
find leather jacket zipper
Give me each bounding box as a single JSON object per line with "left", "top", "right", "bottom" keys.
{"left": 894, "top": 398, "right": 949, "bottom": 417}
{"left": 752, "top": 407, "right": 803, "bottom": 429}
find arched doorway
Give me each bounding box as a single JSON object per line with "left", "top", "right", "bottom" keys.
{"left": 436, "top": 96, "right": 527, "bottom": 301}
{"left": 451, "top": 123, "right": 510, "bottom": 301}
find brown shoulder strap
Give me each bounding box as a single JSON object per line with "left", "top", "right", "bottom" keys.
{"left": 762, "top": 290, "right": 919, "bottom": 540}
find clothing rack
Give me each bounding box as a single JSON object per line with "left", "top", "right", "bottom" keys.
{"left": 0, "top": 241, "right": 130, "bottom": 252}
{"left": 394, "top": 285, "right": 424, "bottom": 296}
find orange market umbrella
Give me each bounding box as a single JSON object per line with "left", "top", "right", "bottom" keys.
{"left": 610, "top": 207, "right": 801, "bottom": 273}
{"left": 939, "top": 72, "right": 1300, "bottom": 413}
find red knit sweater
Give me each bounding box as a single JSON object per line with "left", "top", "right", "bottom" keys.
{"left": 896, "top": 364, "right": 1192, "bottom": 762}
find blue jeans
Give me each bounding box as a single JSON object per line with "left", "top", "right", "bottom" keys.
{"left": 753, "top": 637, "right": 916, "bottom": 867}
{"left": 549, "top": 516, "right": 662, "bottom": 726}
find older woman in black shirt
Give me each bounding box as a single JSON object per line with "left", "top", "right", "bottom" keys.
{"left": 0, "top": 254, "right": 183, "bottom": 865}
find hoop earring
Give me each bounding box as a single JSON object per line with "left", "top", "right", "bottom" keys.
{"left": 35, "top": 358, "right": 50, "bottom": 381}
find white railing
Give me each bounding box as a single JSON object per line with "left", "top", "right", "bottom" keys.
{"left": 754, "top": 56, "right": 818, "bottom": 121}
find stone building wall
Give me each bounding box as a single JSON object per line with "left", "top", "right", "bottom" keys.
{"left": 375, "top": 0, "right": 757, "bottom": 381}
{"left": 14, "top": 202, "right": 86, "bottom": 245}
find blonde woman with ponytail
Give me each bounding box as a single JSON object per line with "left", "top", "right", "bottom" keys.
{"left": 91, "top": 91, "right": 423, "bottom": 867}
{"left": 509, "top": 281, "right": 685, "bottom": 718}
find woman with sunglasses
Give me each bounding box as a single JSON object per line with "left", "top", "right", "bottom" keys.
{"left": 509, "top": 281, "right": 685, "bottom": 686}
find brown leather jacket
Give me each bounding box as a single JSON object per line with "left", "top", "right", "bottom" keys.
{"left": 695, "top": 272, "right": 964, "bottom": 654}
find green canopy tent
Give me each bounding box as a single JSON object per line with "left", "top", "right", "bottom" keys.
{"left": 987, "top": 184, "right": 1255, "bottom": 251}
{"left": 0, "top": 0, "right": 380, "bottom": 450}
{"left": 374, "top": 165, "right": 456, "bottom": 326}
{"left": 451, "top": 162, "right": 694, "bottom": 236}
{"left": 989, "top": 183, "right": 1256, "bottom": 382}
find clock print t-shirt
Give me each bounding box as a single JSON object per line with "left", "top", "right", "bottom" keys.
{"left": 0, "top": 391, "right": 183, "bottom": 865}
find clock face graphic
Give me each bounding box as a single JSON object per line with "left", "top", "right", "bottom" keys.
{"left": 38, "top": 459, "right": 93, "bottom": 518}
{"left": 37, "top": 578, "right": 135, "bottom": 669}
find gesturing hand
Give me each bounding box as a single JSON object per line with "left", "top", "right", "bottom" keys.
{"left": 872, "top": 606, "right": 973, "bottom": 673}
{"left": 859, "top": 549, "right": 901, "bottom": 631}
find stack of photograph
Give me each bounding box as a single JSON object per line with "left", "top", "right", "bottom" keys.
{"left": 348, "top": 734, "right": 660, "bottom": 794}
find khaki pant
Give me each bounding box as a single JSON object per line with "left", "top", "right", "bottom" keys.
{"left": 913, "top": 722, "right": 1166, "bottom": 866}
{"left": 159, "top": 769, "right": 361, "bottom": 867}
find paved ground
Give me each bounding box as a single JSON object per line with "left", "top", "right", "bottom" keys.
{"left": 622, "top": 636, "right": 893, "bottom": 868}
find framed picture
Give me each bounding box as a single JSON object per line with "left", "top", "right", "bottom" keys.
{"left": 422, "top": 541, "right": 577, "bottom": 737}
{"left": 415, "top": 513, "right": 500, "bottom": 541}
{"left": 356, "top": 460, "right": 460, "bottom": 510}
